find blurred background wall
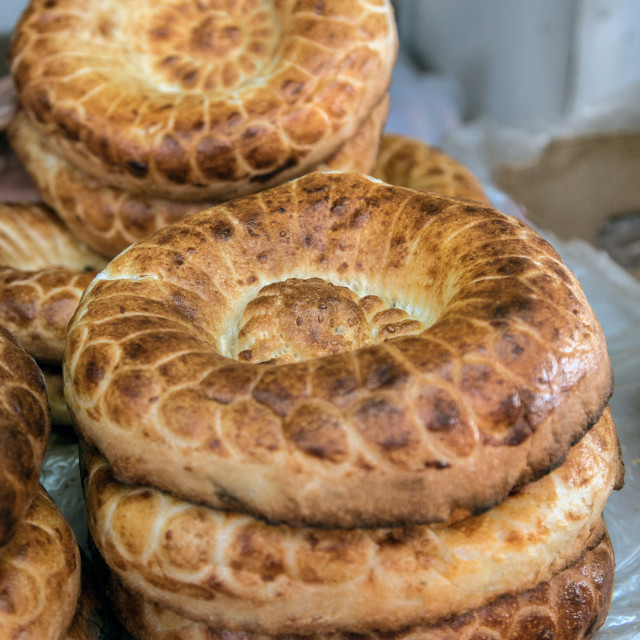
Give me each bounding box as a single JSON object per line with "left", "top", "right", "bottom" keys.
{"left": 0, "top": 3, "right": 25, "bottom": 33}
{"left": 393, "top": 0, "right": 640, "bottom": 126}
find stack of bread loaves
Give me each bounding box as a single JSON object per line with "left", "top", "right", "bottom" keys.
{"left": 0, "top": 323, "right": 119, "bottom": 639}
{"left": 8, "top": 0, "right": 397, "bottom": 259}
{"left": 3, "top": 1, "right": 624, "bottom": 638}
{"left": 0, "top": 201, "right": 107, "bottom": 428}
{"left": 63, "top": 170, "right": 623, "bottom": 639}
{"left": 0, "top": 325, "right": 83, "bottom": 638}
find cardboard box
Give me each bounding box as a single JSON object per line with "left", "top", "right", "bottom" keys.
{"left": 495, "top": 131, "right": 640, "bottom": 279}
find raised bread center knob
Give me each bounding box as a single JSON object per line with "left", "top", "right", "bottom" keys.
{"left": 147, "top": 1, "right": 279, "bottom": 90}
{"left": 190, "top": 16, "right": 242, "bottom": 57}
{"left": 235, "top": 278, "right": 375, "bottom": 364}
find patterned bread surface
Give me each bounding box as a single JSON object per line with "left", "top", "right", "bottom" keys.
{"left": 316, "top": 93, "right": 389, "bottom": 173}
{"left": 0, "top": 325, "right": 49, "bottom": 549}
{"left": 0, "top": 202, "right": 106, "bottom": 362}
{"left": 65, "top": 172, "right": 613, "bottom": 528}
{"left": 80, "top": 408, "right": 622, "bottom": 634}
{"left": 372, "top": 134, "right": 490, "bottom": 204}
{"left": 0, "top": 485, "right": 81, "bottom": 640}
{"left": 8, "top": 96, "right": 388, "bottom": 258}
{"left": 98, "top": 525, "right": 615, "bottom": 640}
{"left": 10, "top": 0, "right": 397, "bottom": 200}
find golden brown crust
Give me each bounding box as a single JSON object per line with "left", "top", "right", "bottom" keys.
{"left": 99, "top": 526, "right": 615, "bottom": 640}
{"left": 0, "top": 266, "right": 96, "bottom": 363}
{"left": 10, "top": 0, "right": 397, "bottom": 201}
{"left": 0, "top": 325, "right": 49, "bottom": 549}
{"left": 318, "top": 94, "right": 389, "bottom": 175}
{"left": 8, "top": 96, "right": 388, "bottom": 259}
{"left": 65, "top": 172, "right": 613, "bottom": 528}
{"left": 372, "top": 134, "right": 490, "bottom": 204}
{"left": 6, "top": 110, "right": 210, "bottom": 259}
{"left": 0, "top": 202, "right": 103, "bottom": 272}
{"left": 0, "top": 202, "right": 106, "bottom": 362}
{"left": 0, "top": 485, "right": 81, "bottom": 640}
{"left": 80, "top": 410, "right": 621, "bottom": 634}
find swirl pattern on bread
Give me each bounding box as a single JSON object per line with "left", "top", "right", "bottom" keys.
{"left": 80, "top": 410, "right": 621, "bottom": 634}
{"left": 65, "top": 172, "right": 613, "bottom": 528}
{"left": 10, "top": 0, "right": 397, "bottom": 200}
{"left": 97, "top": 524, "right": 616, "bottom": 640}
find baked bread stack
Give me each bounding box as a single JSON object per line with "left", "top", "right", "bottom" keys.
{"left": 8, "top": 0, "right": 397, "bottom": 258}
{"left": 0, "top": 201, "right": 107, "bottom": 427}
{"left": 62, "top": 171, "right": 623, "bottom": 639}
{"left": 4, "top": 2, "right": 624, "bottom": 637}
{"left": 0, "top": 133, "right": 491, "bottom": 431}
{"left": 0, "top": 202, "right": 106, "bottom": 363}
{"left": 0, "top": 325, "right": 82, "bottom": 639}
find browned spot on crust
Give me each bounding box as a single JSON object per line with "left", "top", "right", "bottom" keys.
{"left": 62, "top": 172, "right": 614, "bottom": 531}
{"left": 284, "top": 403, "right": 348, "bottom": 462}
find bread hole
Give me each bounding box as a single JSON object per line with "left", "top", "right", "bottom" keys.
{"left": 230, "top": 277, "right": 424, "bottom": 364}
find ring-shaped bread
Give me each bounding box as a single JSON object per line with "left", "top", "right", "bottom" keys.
{"left": 10, "top": 0, "right": 397, "bottom": 200}
{"left": 65, "top": 172, "right": 613, "bottom": 528}
{"left": 0, "top": 325, "right": 49, "bottom": 548}
{"left": 8, "top": 96, "right": 389, "bottom": 258}
{"left": 0, "top": 485, "right": 81, "bottom": 640}
{"left": 80, "top": 409, "right": 621, "bottom": 634}
{"left": 372, "top": 133, "right": 490, "bottom": 204}
{"left": 97, "top": 525, "right": 616, "bottom": 640}
{"left": 0, "top": 202, "right": 106, "bottom": 362}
